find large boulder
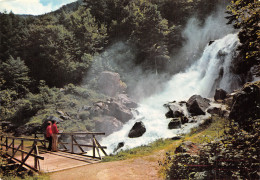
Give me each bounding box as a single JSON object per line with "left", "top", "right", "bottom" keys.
{"left": 164, "top": 103, "right": 184, "bottom": 119}
{"left": 168, "top": 118, "right": 182, "bottom": 129}
{"left": 229, "top": 81, "right": 260, "bottom": 131}
{"left": 128, "top": 121, "right": 146, "bottom": 138}
{"left": 107, "top": 100, "right": 133, "bottom": 123}
{"left": 95, "top": 116, "right": 123, "bottom": 136}
{"left": 97, "top": 71, "right": 127, "bottom": 97}
{"left": 116, "top": 94, "right": 138, "bottom": 108}
{"left": 214, "top": 88, "right": 227, "bottom": 101}
{"left": 186, "top": 95, "right": 210, "bottom": 115}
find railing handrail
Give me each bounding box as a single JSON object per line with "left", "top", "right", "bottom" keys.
{"left": 0, "top": 135, "right": 46, "bottom": 142}
{"left": 34, "top": 132, "right": 106, "bottom": 135}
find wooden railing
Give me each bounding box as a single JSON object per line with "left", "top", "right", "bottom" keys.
{"left": 0, "top": 135, "right": 44, "bottom": 172}
{"left": 34, "top": 132, "right": 107, "bottom": 160}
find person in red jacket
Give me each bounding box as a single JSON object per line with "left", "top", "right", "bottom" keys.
{"left": 46, "top": 121, "right": 53, "bottom": 151}
{"left": 51, "top": 120, "right": 59, "bottom": 151}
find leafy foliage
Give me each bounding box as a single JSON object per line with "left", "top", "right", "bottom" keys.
{"left": 0, "top": 57, "right": 31, "bottom": 97}
{"left": 162, "top": 117, "right": 260, "bottom": 179}
{"left": 226, "top": 0, "right": 260, "bottom": 74}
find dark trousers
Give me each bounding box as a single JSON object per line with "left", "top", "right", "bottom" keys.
{"left": 46, "top": 136, "right": 52, "bottom": 151}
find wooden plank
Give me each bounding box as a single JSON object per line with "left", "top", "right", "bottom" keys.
{"left": 72, "top": 136, "right": 84, "bottom": 153}
{"left": 9, "top": 142, "right": 21, "bottom": 161}
{"left": 58, "top": 142, "right": 107, "bottom": 149}
{"left": 17, "top": 146, "right": 37, "bottom": 171}
{"left": 93, "top": 138, "right": 101, "bottom": 160}
{"left": 95, "top": 138, "right": 108, "bottom": 156}
{"left": 2, "top": 136, "right": 45, "bottom": 142}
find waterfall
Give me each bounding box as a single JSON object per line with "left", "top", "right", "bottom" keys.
{"left": 102, "top": 33, "right": 240, "bottom": 154}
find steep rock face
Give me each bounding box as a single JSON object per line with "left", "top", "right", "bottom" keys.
{"left": 186, "top": 95, "right": 210, "bottom": 115}
{"left": 95, "top": 116, "right": 123, "bottom": 136}
{"left": 229, "top": 81, "right": 260, "bottom": 130}
{"left": 97, "top": 71, "right": 126, "bottom": 97}
{"left": 128, "top": 121, "right": 146, "bottom": 138}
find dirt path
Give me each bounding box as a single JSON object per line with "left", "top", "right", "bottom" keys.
{"left": 49, "top": 151, "right": 165, "bottom": 180}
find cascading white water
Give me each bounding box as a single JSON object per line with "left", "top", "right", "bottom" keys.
{"left": 102, "top": 33, "right": 240, "bottom": 154}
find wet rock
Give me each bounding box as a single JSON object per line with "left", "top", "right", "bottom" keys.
{"left": 207, "top": 107, "right": 221, "bottom": 115}
{"left": 168, "top": 118, "right": 181, "bottom": 129}
{"left": 214, "top": 88, "right": 227, "bottom": 101}
{"left": 128, "top": 121, "right": 146, "bottom": 138}
{"left": 171, "top": 136, "right": 183, "bottom": 140}
{"left": 97, "top": 71, "right": 127, "bottom": 97}
{"left": 181, "top": 116, "right": 189, "bottom": 124}
{"left": 165, "top": 103, "right": 184, "bottom": 119}
{"left": 186, "top": 95, "right": 210, "bottom": 115}
{"left": 113, "top": 142, "right": 125, "bottom": 153}
{"left": 95, "top": 116, "right": 123, "bottom": 136}
{"left": 208, "top": 40, "right": 215, "bottom": 46}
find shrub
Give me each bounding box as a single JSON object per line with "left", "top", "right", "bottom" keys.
{"left": 162, "top": 119, "right": 260, "bottom": 179}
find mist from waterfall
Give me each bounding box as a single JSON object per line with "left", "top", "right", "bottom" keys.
{"left": 101, "top": 33, "right": 240, "bottom": 154}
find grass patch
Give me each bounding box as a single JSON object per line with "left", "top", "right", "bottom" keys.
{"left": 102, "top": 138, "right": 178, "bottom": 162}
{"left": 185, "top": 115, "right": 229, "bottom": 144}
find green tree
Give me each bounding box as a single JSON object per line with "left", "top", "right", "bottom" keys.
{"left": 24, "top": 24, "right": 93, "bottom": 87}
{"left": 68, "top": 7, "right": 108, "bottom": 56}
{"left": 0, "top": 12, "right": 29, "bottom": 61}
{"left": 124, "top": 0, "right": 170, "bottom": 72}
{"left": 0, "top": 56, "right": 31, "bottom": 97}
{"left": 226, "top": 0, "right": 260, "bottom": 74}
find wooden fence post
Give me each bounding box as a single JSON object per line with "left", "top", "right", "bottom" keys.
{"left": 0, "top": 135, "right": 2, "bottom": 150}
{"left": 92, "top": 135, "right": 95, "bottom": 158}
{"left": 71, "top": 134, "right": 74, "bottom": 153}
{"left": 12, "top": 138, "right": 15, "bottom": 156}
{"left": 34, "top": 141, "right": 38, "bottom": 170}
{"left": 21, "top": 140, "right": 24, "bottom": 161}
{"left": 6, "top": 137, "right": 8, "bottom": 151}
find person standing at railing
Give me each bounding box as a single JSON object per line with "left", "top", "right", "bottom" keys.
{"left": 51, "top": 120, "right": 59, "bottom": 152}
{"left": 46, "top": 121, "right": 53, "bottom": 151}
